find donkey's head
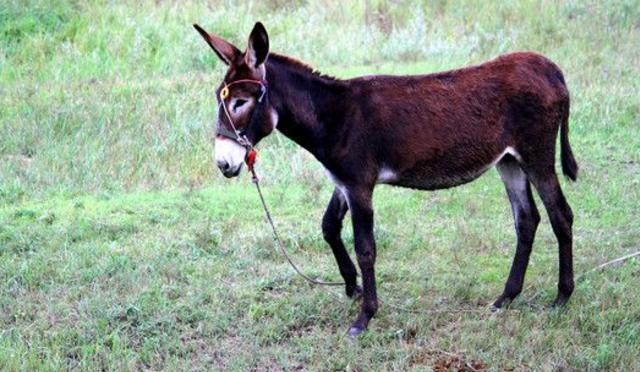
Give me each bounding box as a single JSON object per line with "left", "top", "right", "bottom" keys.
{"left": 194, "top": 22, "right": 277, "bottom": 178}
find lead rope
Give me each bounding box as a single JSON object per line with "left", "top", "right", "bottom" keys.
{"left": 248, "top": 165, "right": 344, "bottom": 286}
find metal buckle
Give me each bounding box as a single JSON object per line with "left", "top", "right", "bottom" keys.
{"left": 220, "top": 86, "right": 229, "bottom": 100}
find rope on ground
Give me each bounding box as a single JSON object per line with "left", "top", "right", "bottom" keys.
{"left": 525, "top": 249, "right": 640, "bottom": 304}
{"left": 579, "top": 250, "right": 640, "bottom": 279}
{"left": 252, "top": 169, "right": 343, "bottom": 286}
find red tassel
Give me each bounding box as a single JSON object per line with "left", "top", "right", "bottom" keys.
{"left": 246, "top": 149, "right": 257, "bottom": 171}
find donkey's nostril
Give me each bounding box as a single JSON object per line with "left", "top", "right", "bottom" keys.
{"left": 217, "top": 160, "right": 230, "bottom": 171}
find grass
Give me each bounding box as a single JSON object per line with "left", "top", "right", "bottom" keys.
{"left": 1, "top": 0, "right": 640, "bottom": 369}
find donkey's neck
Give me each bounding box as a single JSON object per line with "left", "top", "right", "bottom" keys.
{"left": 265, "top": 55, "right": 348, "bottom": 160}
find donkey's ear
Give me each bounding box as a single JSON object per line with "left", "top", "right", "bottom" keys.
{"left": 193, "top": 24, "right": 240, "bottom": 65}
{"left": 245, "top": 22, "right": 269, "bottom": 68}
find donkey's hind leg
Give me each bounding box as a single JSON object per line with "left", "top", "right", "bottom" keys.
{"left": 322, "top": 188, "right": 361, "bottom": 298}
{"left": 493, "top": 156, "right": 541, "bottom": 309}
{"left": 529, "top": 172, "right": 575, "bottom": 307}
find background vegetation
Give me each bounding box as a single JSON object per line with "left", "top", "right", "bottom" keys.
{"left": 1, "top": 0, "right": 639, "bottom": 369}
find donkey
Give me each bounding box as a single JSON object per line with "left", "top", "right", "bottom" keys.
{"left": 194, "top": 22, "right": 578, "bottom": 336}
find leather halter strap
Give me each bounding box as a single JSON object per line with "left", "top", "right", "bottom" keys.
{"left": 216, "top": 79, "right": 267, "bottom": 145}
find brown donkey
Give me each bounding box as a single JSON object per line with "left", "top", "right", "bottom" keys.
{"left": 194, "top": 22, "right": 578, "bottom": 336}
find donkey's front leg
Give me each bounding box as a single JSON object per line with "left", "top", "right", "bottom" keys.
{"left": 345, "top": 188, "right": 378, "bottom": 337}
{"left": 322, "top": 188, "right": 361, "bottom": 298}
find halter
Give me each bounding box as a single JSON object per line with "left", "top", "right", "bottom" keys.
{"left": 217, "top": 79, "right": 267, "bottom": 144}
{"left": 217, "top": 78, "right": 267, "bottom": 171}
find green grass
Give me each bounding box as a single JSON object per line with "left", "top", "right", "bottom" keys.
{"left": 1, "top": 0, "right": 640, "bottom": 370}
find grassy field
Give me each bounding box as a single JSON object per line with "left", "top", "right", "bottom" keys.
{"left": 1, "top": 0, "right": 640, "bottom": 370}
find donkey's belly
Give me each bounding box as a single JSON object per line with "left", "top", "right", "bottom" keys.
{"left": 383, "top": 147, "right": 518, "bottom": 190}
{"left": 391, "top": 165, "right": 491, "bottom": 190}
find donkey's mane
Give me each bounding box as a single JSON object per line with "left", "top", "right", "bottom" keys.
{"left": 269, "top": 53, "right": 340, "bottom": 82}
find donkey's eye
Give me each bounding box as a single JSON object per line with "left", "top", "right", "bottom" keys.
{"left": 233, "top": 99, "right": 248, "bottom": 111}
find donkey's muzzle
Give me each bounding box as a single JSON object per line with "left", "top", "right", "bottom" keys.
{"left": 217, "top": 160, "right": 242, "bottom": 178}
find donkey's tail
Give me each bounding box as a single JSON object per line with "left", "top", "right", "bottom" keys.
{"left": 560, "top": 99, "right": 578, "bottom": 181}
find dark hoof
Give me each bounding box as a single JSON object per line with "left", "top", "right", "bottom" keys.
{"left": 492, "top": 296, "right": 512, "bottom": 311}
{"left": 550, "top": 295, "right": 570, "bottom": 308}
{"left": 347, "top": 326, "right": 365, "bottom": 338}
{"left": 346, "top": 285, "right": 363, "bottom": 300}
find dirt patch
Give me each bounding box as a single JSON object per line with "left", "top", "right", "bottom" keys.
{"left": 433, "top": 354, "right": 488, "bottom": 371}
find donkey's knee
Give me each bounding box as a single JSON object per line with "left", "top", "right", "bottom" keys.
{"left": 552, "top": 185, "right": 574, "bottom": 228}
{"left": 516, "top": 207, "right": 540, "bottom": 244}
{"left": 321, "top": 212, "right": 341, "bottom": 244}
{"left": 525, "top": 209, "right": 541, "bottom": 242}
{"left": 530, "top": 205, "right": 542, "bottom": 226}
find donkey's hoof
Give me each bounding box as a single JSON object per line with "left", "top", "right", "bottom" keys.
{"left": 347, "top": 326, "right": 365, "bottom": 338}
{"left": 491, "top": 296, "right": 512, "bottom": 311}
{"left": 550, "top": 295, "right": 570, "bottom": 309}
{"left": 346, "top": 285, "right": 363, "bottom": 300}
